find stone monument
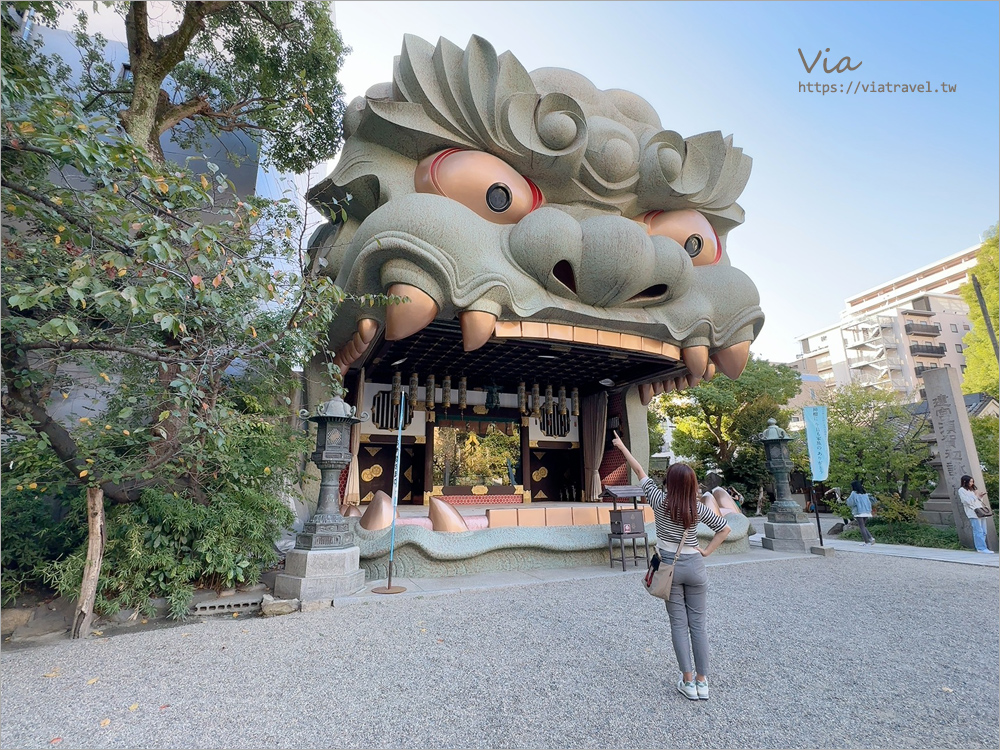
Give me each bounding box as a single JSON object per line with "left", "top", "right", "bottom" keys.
{"left": 274, "top": 396, "right": 367, "bottom": 609}
{"left": 921, "top": 367, "right": 997, "bottom": 551}
{"left": 758, "top": 419, "right": 820, "bottom": 553}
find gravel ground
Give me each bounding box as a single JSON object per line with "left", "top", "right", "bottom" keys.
{"left": 1, "top": 553, "right": 997, "bottom": 750}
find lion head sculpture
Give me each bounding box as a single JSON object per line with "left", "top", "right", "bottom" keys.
{"left": 307, "top": 34, "right": 763, "bottom": 405}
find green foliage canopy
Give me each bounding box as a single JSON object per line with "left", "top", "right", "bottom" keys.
{"left": 653, "top": 357, "right": 801, "bottom": 494}
{"left": 959, "top": 225, "right": 999, "bottom": 399}
{"left": 822, "top": 384, "right": 934, "bottom": 507}
{"left": 67, "top": 1, "right": 347, "bottom": 171}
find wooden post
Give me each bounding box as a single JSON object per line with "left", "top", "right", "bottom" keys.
{"left": 424, "top": 416, "right": 434, "bottom": 496}
{"left": 71, "top": 487, "right": 106, "bottom": 640}
{"left": 520, "top": 417, "right": 531, "bottom": 498}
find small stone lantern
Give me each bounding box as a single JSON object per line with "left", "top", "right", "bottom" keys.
{"left": 758, "top": 418, "right": 801, "bottom": 520}
{"left": 274, "top": 395, "right": 367, "bottom": 608}
{"left": 296, "top": 396, "right": 361, "bottom": 550}
{"left": 756, "top": 418, "right": 819, "bottom": 552}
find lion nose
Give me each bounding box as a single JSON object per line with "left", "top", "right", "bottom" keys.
{"left": 508, "top": 208, "right": 691, "bottom": 307}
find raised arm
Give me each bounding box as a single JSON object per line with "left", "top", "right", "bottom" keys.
{"left": 611, "top": 430, "right": 647, "bottom": 482}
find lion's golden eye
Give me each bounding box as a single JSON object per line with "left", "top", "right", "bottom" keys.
{"left": 414, "top": 149, "right": 543, "bottom": 225}
{"left": 635, "top": 209, "right": 721, "bottom": 266}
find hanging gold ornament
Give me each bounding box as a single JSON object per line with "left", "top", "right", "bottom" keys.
{"left": 391, "top": 371, "right": 402, "bottom": 407}
{"left": 409, "top": 373, "right": 419, "bottom": 407}
{"left": 531, "top": 383, "right": 541, "bottom": 419}
{"left": 441, "top": 376, "right": 451, "bottom": 409}
{"left": 544, "top": 384, "right": 554, "bottom": 414}
{"left": 571, "top": 387, "right": 580, "bottom": 417}
{"left": 425, "top": 374, "right": 435, "bottom": 412}
{"left": 458, "top": 376, "right": 467, "bottom": 410}
{"left": 518, "top": 382, "right": 527, "bottom": 414}
{"left": 558, "top": 385, "right": 567, "bottom": 415}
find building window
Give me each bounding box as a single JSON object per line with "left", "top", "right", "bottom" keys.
{"left": 956, "top": 344, "right": 963, "bottom": 353}
{"left": 950, "top": 323, "right": 958, "bottom": 333}
{"left": 963, "top": 324, "right": 971, "bottom": 331}
{"left": 119, "top": 63, "right": 133, "bottom": 83}
{"left": 961, "top": 365, "right": 967, "bottom": 374}
{"left": 809, "top": 389, "right": 816, "bottom": 399}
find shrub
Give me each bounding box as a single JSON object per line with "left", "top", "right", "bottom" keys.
{"left": 42, "top": 484, "right": 294, "bottom": 620}
{"left": 840, "top": 518, "right": 963, "bottom": 550}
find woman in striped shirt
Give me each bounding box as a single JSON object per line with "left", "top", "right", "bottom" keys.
{"left": 612, "top": 432, "right": 730, "bottom": 701}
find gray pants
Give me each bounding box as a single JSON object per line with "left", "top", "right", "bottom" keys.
{"left": 664, "top": 553, "right": 710, "bottom": 676}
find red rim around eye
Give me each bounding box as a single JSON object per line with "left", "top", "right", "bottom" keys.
{"left": 428, "top": 148, "right": 463, "bottom": 193}
{"left": 524, "top": 177, "right": 544, "bottom": 212}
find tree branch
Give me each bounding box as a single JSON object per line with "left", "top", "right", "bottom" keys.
{"left": 244, "top": 1, "right": 302, "bottom": 33}
{"left": 154, "top": 92, "right": 211, "bottom": 137}
{"left": 17, "top": 339, "right": 191, "bottom": 365}
{"left": 0, "top": 178, "right": 133, "bottom": 256}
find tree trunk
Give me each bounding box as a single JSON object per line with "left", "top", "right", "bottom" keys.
{"left": 71, "top": 488, "right": 106, "bottom": 640}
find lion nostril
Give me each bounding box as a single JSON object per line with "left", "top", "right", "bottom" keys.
{"left": 627, "top": 284, "right": 668, "bottom": 303}
{"left": 552, "top": 260, "right": 577, "bottom": 294}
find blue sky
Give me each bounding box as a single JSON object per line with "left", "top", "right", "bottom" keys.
{"left": 332, "top": 1, "right": 999, "bottom": 362}
{"left": 71, "top": 1, "right": 1000, "bottom": 363}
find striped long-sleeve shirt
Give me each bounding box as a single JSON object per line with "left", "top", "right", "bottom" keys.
{"left": 641, "top": 477, "right": 729, "bottom": 548}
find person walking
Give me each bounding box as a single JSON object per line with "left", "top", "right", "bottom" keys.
{"left": 846, "top": 480, "right": 875, "bottom": 546}
{"left": 959, "top": 475, "right": 995, "bottom": 554}
{"left": 612, "top": 432, "right": 730, "bottom": 702}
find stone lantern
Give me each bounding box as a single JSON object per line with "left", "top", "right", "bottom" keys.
{"left": 274, "top": 395, "right": 366, "bottom": 609}
{"left": 757, "top": 418, "right": 819, "bottom": 552}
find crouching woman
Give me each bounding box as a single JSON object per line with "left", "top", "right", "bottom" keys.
{"left": 612, "top": 432, "right": 730, "bottom": 701}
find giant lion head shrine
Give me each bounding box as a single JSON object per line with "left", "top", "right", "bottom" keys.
{"left": 299, "top": 33, "right": 762, "bottom": 579}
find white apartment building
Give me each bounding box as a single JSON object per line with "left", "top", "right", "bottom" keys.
{"left": 795, "top": 245, "right": 979, "bottom": 401}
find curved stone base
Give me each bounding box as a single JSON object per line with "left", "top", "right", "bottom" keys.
{"left": 351, "top": 513, "right": 750, "bottom": 580}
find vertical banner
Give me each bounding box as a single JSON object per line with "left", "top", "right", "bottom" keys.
{"left": 802, "top": 406, "right": 829, "bottom": 482}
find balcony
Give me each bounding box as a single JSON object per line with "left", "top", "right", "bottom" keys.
{"left": 910, "top": 343, "right": 947, "bottom": 358}
{"left": 905, "top": 322, "right": 942, "bottom": 337}
{"left": 914, "top": 365, "right": 936, "bottom": 378}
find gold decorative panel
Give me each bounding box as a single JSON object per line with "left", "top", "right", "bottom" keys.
{"left": 533, "top": 451, "right": 545, "bottom": 460}
{"left": 361, "top": 468, "right": 373, "bottom": 483}
{"left": 534, "top": 490, "right": 548, "bottom": 499}
{"left": 365, "top": 446, "right": 382, "bottom": 457}
{"left": 471, "top": 485, "right": 488, "bottom": 495}
{"left": 531, "top": 466, "right": 549, "bottom": 482}
{"left": 361, "top": 491, "right": 374, "bottom": 504}
{"left": 404, "top": 467, "right": 413, "bottom": 482}
{"left": 472, "top": 405, "right": 488, "bottom": 415}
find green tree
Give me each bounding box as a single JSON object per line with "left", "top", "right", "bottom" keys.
{"left": 959, "top": 225, "right": 999, "bottom": 399}
{"left": 654, "top": 357, "right": 801, "bottom": 495}
{"left": 822, "top": 385, "right": 934, "bottom": 507}
{"left": 63, "top": 1, "right": 348, "bottom": 170}
{"left": 461, "top": 429, "right": 519, "bottom": 484}
{"left": 970, "top": 415, "right": 999, "bottom": 508}
{"left": 0, "top": 35, "right": 375, "bottom": 612}
{"left": 647, "top": 409, "right": 665, "bottom": 455}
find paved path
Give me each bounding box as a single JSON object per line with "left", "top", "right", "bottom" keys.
{"left": 1, "top": 540, "right": 997, "bottom": 749}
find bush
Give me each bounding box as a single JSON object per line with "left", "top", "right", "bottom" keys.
{"left": 872, "top": 492, "right": 922, "bottom": 523}
{"left": 42, "top": 485, "right": 294, "bottom": 620}
{"left": 840, "top": 518, "right": 963, "bottom": 549}
{"left": 0, "top": 438, "right": 86, "bottom": 606}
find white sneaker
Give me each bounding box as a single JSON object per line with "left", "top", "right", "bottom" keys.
{"left": 978, "top": 549, "right": 996, "bottom": 554}
{"left": 695, "top": 679, "right": 709, "bottom": 700}
{"left": 677, "top": 678, "right": 699, "bottom": 701}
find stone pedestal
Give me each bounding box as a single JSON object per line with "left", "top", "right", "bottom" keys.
{"left": 273, "top": 547, "right": 366, "bottom": 607}
{"left": 760, "top": 510, "right": 820, "bottom": 553}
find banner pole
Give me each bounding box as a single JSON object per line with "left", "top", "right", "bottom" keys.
{"left": 372, "top": 392, "right": 407, "bottom": 595}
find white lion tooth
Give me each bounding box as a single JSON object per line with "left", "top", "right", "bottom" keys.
{"left": 357, "top": 318, "right": 378, "bottom": 344}
{"left": 682, "top": 345, "right": 709, "bottom": 379}
{"left": 385, "top": 284, "right": 439, "bottom": 341}
{"left": 711, "top": 340, "right": 751, "bottom": 380}
{"left": 459, "top": 310, "right": 497, "bottom": 352}
{"left": 638, "top": 383, "right": 654, "bottom": 406}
